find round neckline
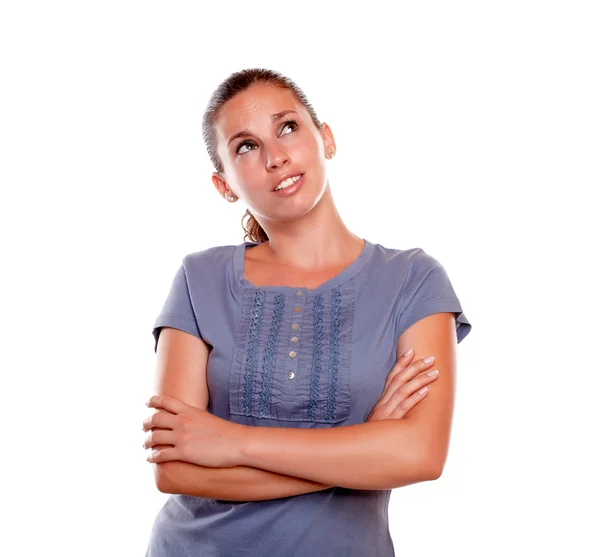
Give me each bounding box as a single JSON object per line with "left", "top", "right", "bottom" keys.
{"left": 232, "top": 238, "right": 375, "bottom": 295}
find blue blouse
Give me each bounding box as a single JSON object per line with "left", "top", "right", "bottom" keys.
{"left": 146, "top": 238, "right": 472, "bottom": 556}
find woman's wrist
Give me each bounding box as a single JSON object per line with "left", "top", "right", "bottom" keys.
{"left": 233, "top": 422, "right": 251, "bottom": 466}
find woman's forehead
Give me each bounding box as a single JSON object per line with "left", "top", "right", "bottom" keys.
{"left": 216, "top": 84, "right": 302, "bottom": 133}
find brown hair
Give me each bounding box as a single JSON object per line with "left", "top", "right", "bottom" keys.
{"left": 202, "top": 68, "right": 323, "bottom": 243}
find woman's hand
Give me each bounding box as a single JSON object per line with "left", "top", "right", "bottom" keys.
{"left": 142, "top": 395, "right": 246, "bottom": 468}
{"left": 366, "top": 350, "right": 438, "bottom": 421}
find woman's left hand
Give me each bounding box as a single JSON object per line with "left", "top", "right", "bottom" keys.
{"left": 142, "top": 394, "right": 246, "bottom": 468}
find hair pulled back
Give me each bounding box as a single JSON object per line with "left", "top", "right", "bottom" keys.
{"left": 202, "top": 68, "right": 322, "bottom": 243}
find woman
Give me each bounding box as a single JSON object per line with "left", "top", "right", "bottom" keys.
{"left": 142, "top": 68, "right": 472, "bottom": 556}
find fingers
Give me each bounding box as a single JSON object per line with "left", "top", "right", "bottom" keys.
{"left": 388, "top": 386, "right": 429, "bottom": 419}
{"left": 383, "top": 349, "right": 415, "bottom": 390}
{"left": 146, "top": 394, "right": 188, "bottom": 414}
{"left": 367, "top": 353, "right": 439, "bottom": 421}
{"left": 142, "top": 409, "right": 178, "bottom": 432}
{"left": 143, "top": 429, "right": 175, "bottom": 449}
{"left": 142, "top": 397, "right": 194, "bottom": 464}
{"left": 380, "top": 355, "right": 437, "bottom": 406}
{"left": 146, "top": 447, "right": 179, "bottom": 463}
{"left": 386, "top": 368, "right": 437, "bottom": 408}
{"left": 392, "top": 353, "right": 435, "bottom": 386}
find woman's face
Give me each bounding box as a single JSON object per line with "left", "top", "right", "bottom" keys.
{"left": 212, "top": 82, "right": 335, "bottom": 224}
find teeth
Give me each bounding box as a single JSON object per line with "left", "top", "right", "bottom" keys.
{"left": 275, "top": 174, "right": 302, "bottom": 191}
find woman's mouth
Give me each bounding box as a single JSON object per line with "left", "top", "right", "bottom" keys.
{"left": 272, "top": 173, "right": 304, "bottom": 196}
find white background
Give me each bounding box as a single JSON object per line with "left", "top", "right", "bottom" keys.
{"left": 1, "top": 1, "right": 598, "bottom": 555}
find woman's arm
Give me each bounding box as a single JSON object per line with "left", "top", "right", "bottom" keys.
{"left": 149, "top": 328, "right": 333, "bottom": 500}
{"left": 238, "top": 313, "right": 457, "bottom": 490}
{"left": 156, "top": 461, "right": 334, "bottom": 501}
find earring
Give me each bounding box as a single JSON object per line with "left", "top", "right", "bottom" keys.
{"left": 328, "top": 151, "right": 335, "bottom": 159}
{"left": 226, "top": 191, "right": 236, "bottom": 202}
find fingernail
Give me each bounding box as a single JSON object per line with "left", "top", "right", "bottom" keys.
{"left": 427, "top": 369, "right": 439, "bottom": 376}
{"left": 403, "top": 348, "right": 413, "bottom": 356}
{"left": 424, "top": 356, "right": 435, "bottom": 363}
{"left": 418, "top": 387, "right": 428, "bottom": 395}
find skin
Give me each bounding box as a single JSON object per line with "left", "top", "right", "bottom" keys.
{"left": 211, "top": 81, "right": 365, "bottom": 274}
{"left": 142, "top": 82, "right": 457, "bottom": 496}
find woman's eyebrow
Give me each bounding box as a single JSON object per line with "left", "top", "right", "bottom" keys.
{"left": 227, "top": 110, "right": 298, "bottom": 145}
{"left": 271, "top": 109, "right": 297, "bottom": 121}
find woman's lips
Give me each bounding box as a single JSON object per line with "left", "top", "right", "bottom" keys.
{"left": 272, "top": 173, "right": 305, "bottom": 196}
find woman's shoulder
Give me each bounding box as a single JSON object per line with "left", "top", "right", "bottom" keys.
{"left": 183, "top": 242, "right": 238, "bottom": 260}
{"left": 362, "top": 242, "right": 454, "bottom": 301}
{"left": 180, "top": 242, "right": 239, "bottom": 270}
{"left": 370, "top": 241, "right": 439, "bottom": 273}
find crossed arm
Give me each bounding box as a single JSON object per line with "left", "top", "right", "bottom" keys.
{"left": 155, "top": 460, "right": 333, "bottom": 501}
{"left": 150, "top": 312, "right": 456, "bottom": 500}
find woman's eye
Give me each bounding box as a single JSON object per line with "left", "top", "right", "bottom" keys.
{"left": 237, "top": 141, "right": 256, "bottom": 155}
{"left": 236, "top": 120, "right": 298, "bottom": 155}
{"left": 280, "top": 119, "right": 298, "bottom": 136}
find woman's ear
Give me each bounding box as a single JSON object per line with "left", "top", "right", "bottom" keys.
{"left": 212, "top": 172, "right": 238, "bottom": 202}
{"left": 320, "top": 122, "right": 336, "bottom": 156}
{"left": 212, "top": 172, "right": 228, "bottom": 196}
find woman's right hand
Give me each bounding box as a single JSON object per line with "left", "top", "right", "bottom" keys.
{"left": 366, "top": 350, "right": 439, "bottom": 422}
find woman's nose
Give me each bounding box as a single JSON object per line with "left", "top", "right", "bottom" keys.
{"left": 265, "top": 145, "right": 290, "bottom": 170}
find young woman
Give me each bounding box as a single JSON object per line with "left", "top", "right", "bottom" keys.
{"left": 142, "top": 68, "right": 472, "bottom": 556}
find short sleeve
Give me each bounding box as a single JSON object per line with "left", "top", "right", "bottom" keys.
{"left": 151, "top": 262, "right": 202, "bottom": 353}
{"left": 396, "top": 249, "right": 472, "bottom": 344}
